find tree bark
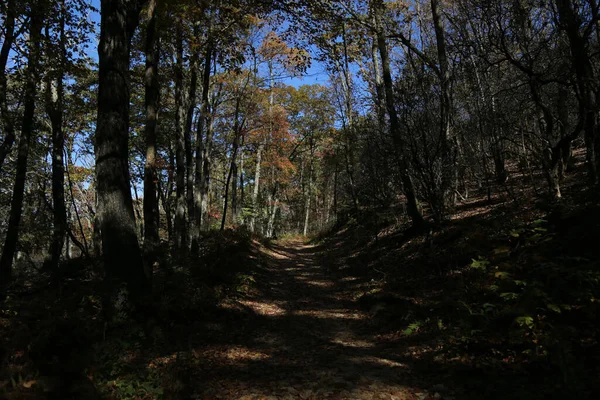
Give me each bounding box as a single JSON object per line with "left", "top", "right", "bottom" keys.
{"left": 303, "top": 145, "right": 314, "bottom": 237}
{"left": 174, "top": 20, "right": 187, "bottom": 249}
{"left": 0, "top": 3, "right": 43, "bottom": 283}
{"left": 143, "top": 0, "right": 160, "bottom": 274}
{"left": 431, "top": 0, "right": 454, "bottom": 219}
{"left": 46, "top": 1, "right": 68, "bottom": 276}
{"left": 191, "top": 43, "right": 212, "bottom": 251}
{"left": 249, "top": 139, "right": 264, "bottom": 232}
{"left": 94, "top": 0, "right": 149, "bottom": 300}
{"left": 185, "top": 39, "right": 199, "bottom": 246}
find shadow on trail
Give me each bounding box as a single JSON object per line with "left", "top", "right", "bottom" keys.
{"left": 175, "top": 239, "right": 428, "bottom": 399}
{"left": 158, "top": 238, "right": 565, "bottom": 400}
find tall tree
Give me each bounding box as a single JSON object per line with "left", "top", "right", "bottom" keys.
{"left": 371, "top": 0, "right": 425, "bottom": 229}
{"left": 0, "top": 0, "right": 18, "bottom": 174}
{"left": 143, "top": 0, "right": 160, "bottom": 272}
{"left": 0, "top": 1, "right": 43, "bottom": 283}
{"left": 94, "top": 0, "right": 149, "bottom": 300}
{"left": 45, "top": 0, "right": 68, "bottom": 275}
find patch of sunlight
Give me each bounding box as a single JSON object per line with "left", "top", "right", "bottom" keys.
{"left": 331, "top": 337, "right": 374, "bottom": 349}
{"left": 268, "top": 250, "right": 291, "bottom": 260}
{"left": 293, "top": 309, "right": 366, "bottom": 320}
{"left": 238, "top": 299, "right": 287, "bottom": 316}
{"left": 349, "top": 355, "right": 408, "bottom": 368}
{"left": 148, "top": 353, "right": 177, "bottom": 368}
{"left": 303, "top": 280, "right": 333, "bottom": 288}
{"left": 222, "top": 346, "right": 271, "bottom": 362}
{"left": 341, "top": 276, "right": 360, "bottom": 282}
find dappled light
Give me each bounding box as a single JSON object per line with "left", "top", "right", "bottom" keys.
{"left": 1, "top": 0, "right": 599, "bottom": 398}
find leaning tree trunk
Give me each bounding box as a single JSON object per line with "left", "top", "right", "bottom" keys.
{"left": 46, "top": 3, "right": 67, "bottom": 276}
{"left": 373, "top": 2, "right": 425, "bottom": 229}
{"left": 94, "top": 0, "right": 149, "bottom": 301}
{"left": 143, "top": 0, "right": 160, "bottom": 274}
{"left": 0, "top": 4, "right": 42, "bottom": 283}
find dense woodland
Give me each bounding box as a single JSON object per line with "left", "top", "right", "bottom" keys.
{"left": 1, "top": 0, "right": 599, "bottom": 399}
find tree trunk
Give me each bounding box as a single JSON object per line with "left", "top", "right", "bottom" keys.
{"left": 143, "top": 0, "right": 160, "bottom": 275}
{"left": 0, "top": 4, "right": 42, "bottom": 283}
{"left": 221, "top": 99, "right": 243, "bottom": 231}
{"left": 94, "top": 0, "right": 149, "bottom": 301}
{"left": 46, "top": 2, "right": 67, "bottom": 276}
{"left": 556, "top": 0, "right": 599, "bottom": 184}
{"left": 185, "top": 43, "right": 198, "bottom": 246}
{"left": 0, "top": 0, "right": 17, "bottom": 174}
{"left": 200, "top": 53, "right": 217, "bottom": 231}
{"left": 340, "top": 22, "right": 359, "bottom": 211}
{"left": 191, "top": 43, "right": 212, "bottom": 251}
{"left": 249, "top": 139, "right": 264, "bottom": 232}
{"left": 430, "top": 0, "right": 453, "bottom": 219}
{"left": 373, "top": 2, "right": 425, "bottom": 229}
{"left": 174, "top": 21, "right": 187, "bottom": 249}
{"left": 303, "top": 150, "right": 314, "bottom": 237}
{"left": 266, "top": 185, "right": 279, "bottom": 239}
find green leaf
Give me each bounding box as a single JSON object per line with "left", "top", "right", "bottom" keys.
{"left": 403, "top": 321, "right": 422, "bottom": 336}
{"left": 500, "top": 292, "right": 519, "bottom": 301}
{"left": 470, "top": 258, "right": 490, "bottom": 270}
{"left": 547, "top": 304, "right": 561, "bottom": 313}
{"left": 514, "top": 316, "right": 534, "bottom": 329}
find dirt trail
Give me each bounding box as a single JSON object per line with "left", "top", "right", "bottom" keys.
{"left": 189, "top": 240, "right": 433, "bottom": 400}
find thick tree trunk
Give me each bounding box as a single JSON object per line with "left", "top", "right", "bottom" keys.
{"left": 94, "top": 0, "right": 148, "bottom": 300}
{"left": 143, "top": 0, "right": 160, "bottom": 274}
{"left": 0, "top": 0, "right": 17, "bottom": 174}
{"left": 0, "top": 5, "right": 42, "bottom": 283}
{"left": 373, "top": 3, "right": 425, "bottom": 229}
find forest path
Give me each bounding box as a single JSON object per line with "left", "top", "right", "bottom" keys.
{"left": 190, "top": 239, "right": 431, "bottom": 400}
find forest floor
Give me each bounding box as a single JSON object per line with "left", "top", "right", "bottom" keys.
{"left": 1, "top": 153, "right": 599, "bottom": 400}
{"left": 183, "top": 238, "right": 432, "bottom": 400}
